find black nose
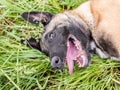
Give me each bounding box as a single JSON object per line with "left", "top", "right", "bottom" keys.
{"left": 51, "top": 56, "right": 62, "bottom": 69}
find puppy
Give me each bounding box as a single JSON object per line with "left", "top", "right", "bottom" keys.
{"left": 21, "top": 0, "right": 120, "bottom": 74}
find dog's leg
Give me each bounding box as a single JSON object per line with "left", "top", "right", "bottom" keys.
{"left": 90, "top": 41, "right": 109, "bottom": 59}
{"left": 110, "top": 57, "right": 120, "bottom": 61}
{"left": 21, "top": 38, "right": 49, "bottom": 56}
{"left": 95, "top": 48, "right": 109, "bottom": 59}
{"left": 21, "top": 38, "right": 41, "bottom": 51}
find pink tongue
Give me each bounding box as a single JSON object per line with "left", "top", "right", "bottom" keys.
{"left": 66, "top": 41, "right": 79, "bottom": 74}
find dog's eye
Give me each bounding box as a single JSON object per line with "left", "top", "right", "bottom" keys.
{"left": 48, "top": 32, "right": 56, "bottom": 40}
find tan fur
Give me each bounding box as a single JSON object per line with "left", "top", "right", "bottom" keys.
{"left": 71, "top": 0, "right": 120, "bottom": 58}
{"left": 41, "top": 0, "right": 120, "bottom": 59}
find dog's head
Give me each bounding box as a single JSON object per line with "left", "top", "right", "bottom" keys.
{"left": 21, "top": 11, "right": 91, "bottom": 74}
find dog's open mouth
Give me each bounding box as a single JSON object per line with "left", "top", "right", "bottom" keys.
{"left": 66, "top": 34, "right": 88, "bottom": 74}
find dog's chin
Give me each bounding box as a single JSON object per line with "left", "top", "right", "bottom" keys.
{"left": 66, "top": 34, "right": 88, "bottom": 74}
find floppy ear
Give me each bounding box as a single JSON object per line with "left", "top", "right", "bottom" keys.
{"left": 21, "top": 11, "right": 53, "bottom": 26}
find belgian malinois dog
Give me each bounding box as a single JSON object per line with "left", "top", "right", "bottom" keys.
{"left": 21, "top": 0, "right": 120, "bottom": 74}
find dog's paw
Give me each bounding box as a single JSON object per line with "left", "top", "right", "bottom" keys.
{"left": 20, "top": 38, "right": 41, "bottom": 51}
{"left": 20, "top": 38, "right": 37, "bottom": 45}
{"left": 20, "top": 39, "right": 26, "bottom": 45}
{"left": 110, "top": 57, "right": 120, "bottom": 61}
{"left": 96, "top": 48, "right": 109, "bottom": 59}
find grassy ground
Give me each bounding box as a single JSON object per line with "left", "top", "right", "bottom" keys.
{"left": 0, "top": 0, "right": 120, "bottom": 90}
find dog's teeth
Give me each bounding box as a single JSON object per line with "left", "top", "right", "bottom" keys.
{"left": 67, "top": 43, "right": 70, "bottom": 47}
{"left": 75, "top": 44, "right": 78, "bottom": 48}
{"left": 81, "top": 55, "right": 86, "bottom": 66}
{"left": 81, "top": 55, "right": 84, "bottom": 60}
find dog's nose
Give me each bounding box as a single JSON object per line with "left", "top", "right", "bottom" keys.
{"left": 51, "top": 56, "right": 62, "bottom": 69}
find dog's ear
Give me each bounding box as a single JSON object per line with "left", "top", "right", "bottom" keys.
{"left": 21, "top": 12, "right": 53, "bottom": 26}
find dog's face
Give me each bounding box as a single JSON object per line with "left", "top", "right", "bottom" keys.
{"left": 21, "top": 12, "right": 91, "bottom": 74}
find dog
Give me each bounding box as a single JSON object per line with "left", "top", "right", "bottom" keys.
{"left": 21, "top": 0, "right": 120, "bottom": 74}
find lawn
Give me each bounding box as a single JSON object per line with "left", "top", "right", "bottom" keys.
{"left": 0, "top": 0, "right": 120, "bottom": 90}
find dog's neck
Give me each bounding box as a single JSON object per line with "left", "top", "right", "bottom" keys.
{"left": 72, "top": 1, "right": 95, "bottom": 31}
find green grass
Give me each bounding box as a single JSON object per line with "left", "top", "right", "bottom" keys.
{"left": 0, "top": 0, "right": 120, "bottom": 89}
